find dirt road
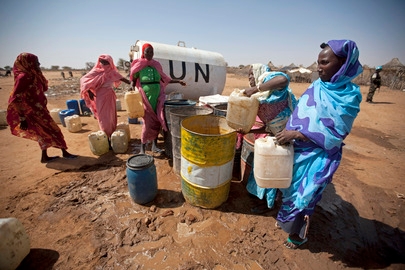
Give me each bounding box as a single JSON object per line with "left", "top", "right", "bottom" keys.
{"left": 0, "top": 71, "right": 404, "bottom": 269}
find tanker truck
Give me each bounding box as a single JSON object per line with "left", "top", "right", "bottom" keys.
{"left": 128, "top": 40, "right": 227, "bottom": 101}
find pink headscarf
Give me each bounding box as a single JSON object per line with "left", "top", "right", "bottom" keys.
{"left": 80, "top": 54, "right": 124, "bottom": 117}
{"left": 80, "top": 54, "right": 123, "bottom": 97}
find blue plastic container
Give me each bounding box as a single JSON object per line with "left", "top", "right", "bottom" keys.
{"left": 66, "top": 100, "right": 80, "bottom": 115}
{"left": 59, "top": 109, "right": 76, "bottom": 127}
{"left": 126, "top": 154, "right": 157, "bottom": 204}
{"left": 128, "top": 117, "right": 140, "bottom": 124}
{"left": 79, "top": 99, "right": 91, "bottom": 115}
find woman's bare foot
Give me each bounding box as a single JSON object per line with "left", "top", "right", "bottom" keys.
{"left": 62, "top": 149, "right": 78, "bottom": 159}
{"left": 41, "top": 156, "right": 59, "bottom": 163}
{"left": 284, "top": 234, "right": 308, "bottom": 249}
{"left": 41, "top": 150, "right": 60, "bottom": 163}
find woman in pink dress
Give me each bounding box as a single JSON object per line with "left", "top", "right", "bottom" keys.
{"left": 80, "top": 54, "right": 131, "bottom": 143}
{"left": 130, "top": 43, "right": 186, "bottom": 154}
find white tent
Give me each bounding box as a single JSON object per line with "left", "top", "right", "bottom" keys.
{"left": 287, "top": 67, "right": 313, "bottom": 83}
{"left": 288, "top": 67, "right": 312, "bottom": 74}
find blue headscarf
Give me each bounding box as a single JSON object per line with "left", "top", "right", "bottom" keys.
{"left": 290, "top": 40, "right": 363, "bottom": 152}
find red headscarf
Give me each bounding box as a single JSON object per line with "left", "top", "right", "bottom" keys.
{"left": 8, "top": 53, "right": 48, "bottom": 114}
{"left": 141, "top": 43, "right": 152, "bottom": 58}
{"left": 11, "top": 53, "right": 48, "bottom": 97}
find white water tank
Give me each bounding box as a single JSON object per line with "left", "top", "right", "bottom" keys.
{"left": 129, "top": 40, "right": 227, "bottom": 101}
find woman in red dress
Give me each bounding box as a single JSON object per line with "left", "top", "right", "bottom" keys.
{"left": 7, "top": 53, "right": 77, "bottom": 163}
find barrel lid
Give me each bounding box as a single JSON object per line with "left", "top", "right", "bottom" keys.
{"left": 164, "top": 99, "right": 196, "bottom": 106}
{"left": 60, "top": 109, "right": 76, "bottom": 113}
{"left": 127, "top": 154, "right": 154, "bottom": 170}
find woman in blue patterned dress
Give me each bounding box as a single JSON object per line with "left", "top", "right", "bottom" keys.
{"left": 242, "top": 64, "right": 297, "bottom": 213}
{"left": 275, "top": 39, "right": 363, "bottom": 249}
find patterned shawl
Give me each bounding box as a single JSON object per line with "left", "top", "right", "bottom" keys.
{"left": 7, "top": 52, "right": 67, "bottom": 150}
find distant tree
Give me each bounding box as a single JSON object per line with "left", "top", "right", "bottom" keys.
{"left": 61, "top": 66, "right": 71, "bottom": 71}
{"left": 50, "top": 65, "right": 60, "bottom": 71}
{"left": 116, "top": 58, "right": 127, "bottom": 70}
{"left": 85, "top": 62, "right": 95, "bottom": 70}
{"left": 4, "top": 65, "right": 11, "bottom": 70}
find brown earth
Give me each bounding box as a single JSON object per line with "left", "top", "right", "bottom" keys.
{"left": 0, "top": 70, "right": 404, "bottom": 270}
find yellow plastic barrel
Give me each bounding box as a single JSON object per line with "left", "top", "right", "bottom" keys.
{"left": 65, "top": 114, "right": 82, "bottom": 133}
{"left": 116, "top": 122, "right": 131, "bottom": 142}
{"left": 111, "top": 129, "right": 129, "bottom": 154}
{"left": 180, "top": 115, "right": 236, "bottom": 208}
{"left": 125, "top": 90, "right": 144, "bottom": 119}
{"left": 0, "top": 110, "right": 7, "bottom": 126}
{"left": 50, "top": 108, "right": 62, "bottom": 124}
{"left": 88, "top": 131, "right": 109, "bottom": 156}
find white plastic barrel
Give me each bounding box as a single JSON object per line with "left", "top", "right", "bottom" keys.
{"left": 65, "top": 114, "right": 82, "bottom": 133}
{"left": 116, "top": 122, "right": 131, "bottom": 142}
{"left": 88, "top": 131, "right": 110, "bottom": 156}
{"left": 0, "top": 110, "right": 7, "bottom": 126}
{"left": 124, "top": 90, "right": 144, "bottom": 118}
{"left": 226, "top": 89, "right": 259, "bottom": 133}
{"left": 129, "top": 40, "right": 227, "bottom": 100}
{"left": 0, "top": 218, "right": 30, "bottom": 270}
{"left": 50, "top": 108, "right": 63, "bottom": 124}
{"left": 111, "top": 129, "right": 128, "bottom": 154}
{"left": 253, "top": 136, "right": 294, "bottom": 188}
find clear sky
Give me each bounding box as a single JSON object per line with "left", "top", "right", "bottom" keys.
{"left": 1, "top": 0, "right": 404, "bottom": 69}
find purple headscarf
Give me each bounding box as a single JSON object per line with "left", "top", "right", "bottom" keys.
{"left": 326, "top": 40, "right": 363, "bottom": 85}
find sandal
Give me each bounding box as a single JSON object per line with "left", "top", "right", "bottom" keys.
{"left": 284, "top": 215, "right": 310, "bottom": 249}
{"left": 284, "top": 236, "right": 308, "bottom": 249}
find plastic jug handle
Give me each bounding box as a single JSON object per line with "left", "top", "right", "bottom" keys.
{"left": 264, "top": 136, "right": 276, "bottom": 146}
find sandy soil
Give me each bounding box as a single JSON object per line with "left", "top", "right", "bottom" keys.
{"left": 0, "top": 70, "right": 404, "bottom": 270}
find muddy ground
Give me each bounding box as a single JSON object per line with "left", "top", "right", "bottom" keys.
{"left": 0, "top": 70, "right": 404, "bottom": 270}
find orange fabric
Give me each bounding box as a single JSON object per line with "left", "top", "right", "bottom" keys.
{"left": 7, "top": 52, "right": 68, "bottom": 150}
